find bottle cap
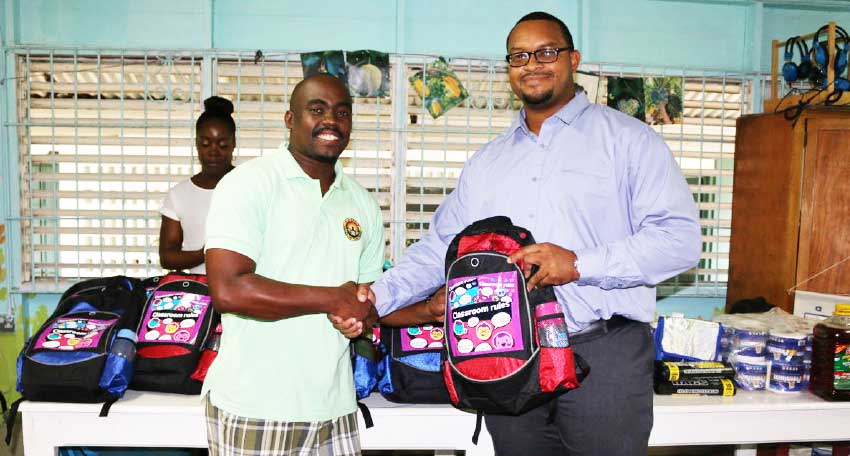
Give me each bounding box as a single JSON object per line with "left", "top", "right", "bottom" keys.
{"left": 117, "top": 328, "right": 138, "bottom": 343}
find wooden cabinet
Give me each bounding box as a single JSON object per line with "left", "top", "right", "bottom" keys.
{"left": 727, "top": 108, "right": 850, "bottom": 312}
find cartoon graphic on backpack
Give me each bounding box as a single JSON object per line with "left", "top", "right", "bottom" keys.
{"left": 131, "top": 272, "right": 218, "bottom": 395}
{"left": 351, "top": 260, "right": 451, "bottom": 405}
{"left": 10, "top": 275, "right": 146, "bottom": 436}
{"left": 378, "top": 322, "right": 451, "bottom": 404}
{"left": 441, "top": 216, "right": 590, "bottom": 443}
{"left": 350, "top": 323, "right": 450, "bottom": 429}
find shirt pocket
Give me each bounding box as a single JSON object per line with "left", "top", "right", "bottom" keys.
{"left": 557, "top": 162, "right": 616, "bottom": 201}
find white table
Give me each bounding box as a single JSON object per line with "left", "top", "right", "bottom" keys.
{"left": 18, "top": 390, "right": 850, "bottom": 455}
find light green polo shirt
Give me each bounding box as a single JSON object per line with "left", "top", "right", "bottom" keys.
{"left": 203, "top": 144, "right": 384, "bottom": 421}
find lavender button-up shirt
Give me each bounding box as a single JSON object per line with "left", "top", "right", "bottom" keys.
{"left": 372, "top": 91, "right": 701, "bottom": 332}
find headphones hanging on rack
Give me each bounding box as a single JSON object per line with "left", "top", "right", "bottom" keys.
{"left": 809, "top": 24, "right": 850, "bottom": 91}
{"left": 782, "top": 36, "right": 813, "bottom": 83}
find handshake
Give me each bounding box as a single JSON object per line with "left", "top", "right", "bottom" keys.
{"left": 327, "top": 282, "right": 446, "bottom": 339}
{"left": 326, "top": 282, "right": 378, "bottom": 339}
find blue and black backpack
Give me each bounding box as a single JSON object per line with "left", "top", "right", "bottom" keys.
{"left": 351, "top": 323, "right": 450, "bottom": 405}
{"left": 5, "top": 276, "right": 146, "bottom": 443}
{"left": 377, "top": 323, "right": 451, "bottom": 404}
{"left": 351, "top": 327, "right": 384, "bottom": 428}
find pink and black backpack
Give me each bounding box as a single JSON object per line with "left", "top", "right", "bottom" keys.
{"left": 131, "top": 272, "right": 218, "bottom": 394}
{"left": 441, "top": 216, "right": 589, "bottom": 442}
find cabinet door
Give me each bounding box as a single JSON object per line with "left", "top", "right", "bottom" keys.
{"left": 796, "top": 117, "right": 850, "bottom": 296}
{"left": 726, "top": 113, "right": 799, "bottom": 312}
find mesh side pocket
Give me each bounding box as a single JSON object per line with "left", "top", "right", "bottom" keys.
{"left": 538, "top": 347, "right": 579, "bottom": 392}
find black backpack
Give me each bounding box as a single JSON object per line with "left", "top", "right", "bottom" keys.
{"left": 378, "top": 323, "right": 451, "bottom": 404}
{"left": 131, "top": 272, "right": 218, "bottom": 394}
{"left": 6, "top": 276, "right": 146, "bottom": 443}
{"left": 441, "top": 217, "right": 589, "bottom": 442}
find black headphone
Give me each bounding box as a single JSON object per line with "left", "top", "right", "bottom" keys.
{"left": 810, "top": 25, "right": 850, "bottom": 90}
{"left": 782, "top": 36, "right": 813, "bottom": 83}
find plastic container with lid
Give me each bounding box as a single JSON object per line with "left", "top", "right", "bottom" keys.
{"left": 809, "top": 303, "right": 850, "bottom": 401}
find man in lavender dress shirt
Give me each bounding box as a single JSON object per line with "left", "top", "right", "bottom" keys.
{"left": 334, "top": 11, "right": 701, "bottom": 455}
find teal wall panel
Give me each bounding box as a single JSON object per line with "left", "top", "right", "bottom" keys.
{"left": 9, "top": 0, "right": 850, "bottom": 72}
{"left": 587, "top": 0, "right": 750, "bottom": 71}
{"left": 656, "top": 296, "right": 726, "bottom": 320}
{"left": 17, "top": 0, "right": 210, "bottom": 49}
{"left": 213, "top": 0, "right": 396, "bottom": 51}
{"left": 403, "top": 0, "right": 579, "bottom": 57}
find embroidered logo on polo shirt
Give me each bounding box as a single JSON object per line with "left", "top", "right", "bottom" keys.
{"left": 343, "top": 218, "right": 362, "bottom": 241}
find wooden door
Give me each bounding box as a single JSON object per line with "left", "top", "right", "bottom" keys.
{"left": 795, "top": 116, "right": 850, "bottom": 296}
{"left": 726, "top": 113, "right": 801, "bottom": 312}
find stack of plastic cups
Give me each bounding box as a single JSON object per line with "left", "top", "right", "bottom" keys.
{"left": 799, "top": 320, "right": 816, "bottom": 390}
{"left": 712, "top": 315, "right": 736, "bottom": 363}
{"left": 803, "top": 336, "right": 813, "bottom": 390}
{"left": 765, "top": 327, "right": 808, "bottom": 393}
{"left": 728, "top": 321, "right": 769, "bottom": 391}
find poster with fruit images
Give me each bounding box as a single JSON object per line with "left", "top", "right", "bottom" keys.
{"left": 645, "top": 77, "right": 683, "bottom": 125}
{"left": 409, "top": 57, "right": 469, "bottom": 119}
{"left": 346, "top": 50, "right": 389, "bottom": 98}
{"left": 606, "top": 76, "right": 683, "bottom": 125}
{"left": 574, "top": 71, "right": 601, "bottom": 104}
{"left": 606, "top": 76, "right": 645, "bottom": 121}
{"left": 300, "top": 51, "right": 347, "bottom": 82}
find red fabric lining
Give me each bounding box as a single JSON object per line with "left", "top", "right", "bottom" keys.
{"left": 190, "top": 349, "right": 218, "bottom": 381}
{"left": 457, "top": 233, "right": 525, "bottom": 270}
{"left": 538, "top": 347, "right": 579, "bottom": 392}
{"left": 442, "top": 361, "right": 460, "bottom": 405}
{"left": 454, "top": 356, "right": 526, "bottom": 380}
{"left": 137, "top": 345, "right": 192, "bottom": 359}
{"left": 159, "top": 273, "right": 207, "bottom": 285}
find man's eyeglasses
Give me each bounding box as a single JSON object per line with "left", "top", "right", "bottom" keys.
{"left": 505, "top": 47, "right": 572, "bottom": 67}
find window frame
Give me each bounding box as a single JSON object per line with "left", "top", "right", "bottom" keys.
{"left": 7, "top": 48, "right": 750, "bottom": 297}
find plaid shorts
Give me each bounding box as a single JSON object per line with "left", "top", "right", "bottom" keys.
{"left": 204, "top": 396, "right": 361, "bottom": 456}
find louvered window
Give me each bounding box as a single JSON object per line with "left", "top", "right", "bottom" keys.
{"left": 14, "top": 51, "right": 747, "bottom": 296}
{"left": 402, "top": 61, "right": 744, "bottom": 296}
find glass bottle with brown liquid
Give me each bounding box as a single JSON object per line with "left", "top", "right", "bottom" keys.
{"left": 810, "top": 304, "right": 850, "bottom": 401}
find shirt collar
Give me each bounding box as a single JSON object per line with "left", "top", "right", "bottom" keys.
{"left": 509, "top": 89, "right": 591, "bottom": 136}
{"left": 279, "top": 143, "right": 345, "bottom": 191}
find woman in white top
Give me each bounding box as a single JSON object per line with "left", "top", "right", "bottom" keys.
{"left": 159, "top": 96, "right": 236, "bottom": 273}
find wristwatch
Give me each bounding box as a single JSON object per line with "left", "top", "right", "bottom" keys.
{"left": 573, "top": 257, "right": 581, "bottom": 279}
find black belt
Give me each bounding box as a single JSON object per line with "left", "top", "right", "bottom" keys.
{"left": 568, "top": 315, "right": 634, "bottom": 345}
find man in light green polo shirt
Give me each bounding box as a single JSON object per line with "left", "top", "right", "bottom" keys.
{"left": 203, "top": 74, "right": 384, "bottom": 456}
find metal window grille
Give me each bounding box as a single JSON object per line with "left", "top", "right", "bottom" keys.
{"left": 17, "top": 51, "right": 202, "bottom": 285}
{"left": 399, "top": 57, "right": 747, "bottom": 297}
{"left": 11, "top": 49, "right": 750, "bottom": 296}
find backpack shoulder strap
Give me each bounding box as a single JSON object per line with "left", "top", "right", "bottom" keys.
{"left": 99, "top": 398, "right": 117, "bottom": 417}
{"left": 3, "top": 398, "right": 22, "bottom": 446}
{"left": 356, "top": 401, "right": 374, "bottom": 429}
{"left": 471, "top": 410, "right": 484, "bottom": 444}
